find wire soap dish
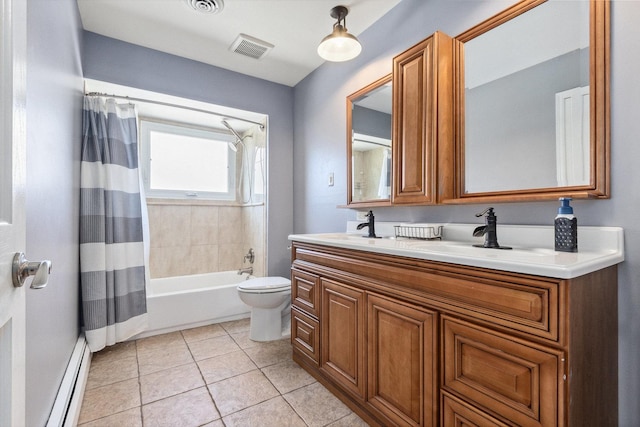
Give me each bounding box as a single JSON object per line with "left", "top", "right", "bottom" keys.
{"left": 394, "top": 224, "right": 443, "bottom": 240}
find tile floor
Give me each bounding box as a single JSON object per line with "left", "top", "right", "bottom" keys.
{"left": 78, "top": 318, "right": 369, "bottom": 426}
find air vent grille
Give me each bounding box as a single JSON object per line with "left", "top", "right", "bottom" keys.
{"left": 230, "top": 34, "right": 274, "bottom": 60}
{"left": 186, "top": 0, "right": 224, "bottom": 14}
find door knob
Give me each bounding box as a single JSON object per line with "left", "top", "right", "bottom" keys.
{"left": 12, "top": 252, "right": 52, "bottom": 289}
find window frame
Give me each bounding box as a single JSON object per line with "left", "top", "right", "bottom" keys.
{"left": 139, "top": 119, "right": 237, "bottom": 200}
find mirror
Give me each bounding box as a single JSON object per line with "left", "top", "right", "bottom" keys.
{"left": 455, "top": 0, "right": 609, "bottom": 201}
{"left": 347, "top": 75, "right": 393, "bottom": 206}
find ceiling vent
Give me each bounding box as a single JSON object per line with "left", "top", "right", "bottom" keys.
{"left": 230, "top": 34, "right": 274, "bottom": 60}
{"left": 185, "top": 0, "right": 224, "bottom": 14}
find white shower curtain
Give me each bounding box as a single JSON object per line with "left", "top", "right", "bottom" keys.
{"left": 80, "top": 96, "right": 149, "bottom": 352}
{"left": 377, "top": 148, "right": 391, "bottom": 199}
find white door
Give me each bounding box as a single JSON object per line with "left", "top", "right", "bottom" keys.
{"left": 0, "top": 0, "right": 28, "bottom": 425}
{"left": 555, "top": 86, "right": 590, "bottom": 187}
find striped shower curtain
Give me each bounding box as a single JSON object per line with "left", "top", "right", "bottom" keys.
{"left": 80, "top": 96, "right": 149, "bottom": 352}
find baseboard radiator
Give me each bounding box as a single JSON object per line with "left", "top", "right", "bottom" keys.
{"left": 46, "top": 334, "right": 92, "bottom": 427}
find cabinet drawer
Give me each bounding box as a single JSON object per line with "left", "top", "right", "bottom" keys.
{"left": 291, "top": 269, "right": 320, "bottom": 318}
{"left": 442, "top": 392, "right": 510, "bottom": 427}
{"left": 291, "top": 307, "right": 320, "bottom": 365}
{"left": 442, "top": 317, "right": 563, "bottom": 427}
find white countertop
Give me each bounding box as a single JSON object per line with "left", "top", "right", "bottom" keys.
{"left": 289, "top": 223, "right": 624, "bottom": 279}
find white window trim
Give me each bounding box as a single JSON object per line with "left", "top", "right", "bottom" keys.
{"left": 139, "top": 120, "right": 237, "bottom": 200}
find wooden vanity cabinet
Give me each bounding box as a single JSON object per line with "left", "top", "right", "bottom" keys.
{"left": 392, "top": 31, "right": 457, "bottom": 205}
{"left": 290, "top": 242, "right": 618, "bottom": 427}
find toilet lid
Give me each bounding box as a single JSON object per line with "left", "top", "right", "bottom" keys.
{"left": 237, "top": 276, "right": 291, "bottom": 293}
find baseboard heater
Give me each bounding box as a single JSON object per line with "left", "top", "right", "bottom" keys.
{"left": 46, "top": 334, "right": 92, "bottom": 427}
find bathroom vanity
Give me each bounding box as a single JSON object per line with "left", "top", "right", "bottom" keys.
{"left": 289, "top": 225, "right": 622, "bottom": 426}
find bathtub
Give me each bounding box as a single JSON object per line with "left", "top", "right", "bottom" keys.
{"left": 135, "top": 271, "right": 252, "bottom": 338}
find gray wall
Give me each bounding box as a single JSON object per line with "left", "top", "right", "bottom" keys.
{"left": 293, "top": 0, "right": 640, "bottom": 425}
{"left": 353, "top": 106, "right": 391, "bottom": 140}
{"left": 25, "top": 0, "right": 84, "bottom": 425}
{"left": 466, "top": 49, "right": 588, "bottom": 192}
{"left": 82, "top": 32, "right": 295, "bottom": 278}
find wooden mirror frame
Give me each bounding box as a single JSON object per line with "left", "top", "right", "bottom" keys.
{"left": 346, "top": 74, "right": 393, "bottom": 207}
{"left": 452, "top": 0, "right": 610, "bottom": 203}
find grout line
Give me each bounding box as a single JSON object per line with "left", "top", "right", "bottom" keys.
{"left": 188, "top": 330, "right": 227, "bottom": 426}
{"left": 135, "top": 337, "right": 144, "bottom": 426}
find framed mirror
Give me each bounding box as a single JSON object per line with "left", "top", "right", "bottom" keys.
{"left": 454, "top": 0, "right": 609, "bottom": 202}
{"left": 347, "top": 74, "right": 393, "bottom": 206}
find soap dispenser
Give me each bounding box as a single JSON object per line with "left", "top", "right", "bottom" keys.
{"left": 555, "top": 197, "right": 578, "bottom": 252}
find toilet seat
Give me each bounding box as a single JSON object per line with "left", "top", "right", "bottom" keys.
{"left": 237, "top": 276, "right": 291, "bottom": 294}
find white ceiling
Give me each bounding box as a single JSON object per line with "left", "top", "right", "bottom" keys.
{"left": 77, "top": 0, "right": 402, "bottom": 87}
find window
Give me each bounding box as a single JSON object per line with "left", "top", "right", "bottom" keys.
{"left": 140, "top": 120, "right": 236, "bottom": 200}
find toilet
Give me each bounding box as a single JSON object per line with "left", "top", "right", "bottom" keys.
{"left": 237, "top": 276, "right": 291, "bottom": 341}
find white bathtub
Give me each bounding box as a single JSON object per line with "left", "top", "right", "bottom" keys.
{"left": 135, "top": 271, "right": 252, "bottom": 338}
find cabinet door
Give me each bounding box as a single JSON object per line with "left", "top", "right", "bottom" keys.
{"left": 392, "top": 31, "right": 455, "bottom": 205}
{"left": 367, "top": 294, "right": 438, "bottom": 427}
{"left": 321, "top": 278, "right": 366, "bottom": 399}
{"left": 442, "top": 317, "right": 563, "bottom": 427}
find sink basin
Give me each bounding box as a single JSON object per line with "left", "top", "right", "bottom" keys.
{"left": 406, "top": 241, "right": 558, "bottom": 258}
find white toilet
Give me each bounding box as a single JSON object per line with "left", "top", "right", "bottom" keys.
{"left": 237, "top": 276, "right": 291, "bottom": 341}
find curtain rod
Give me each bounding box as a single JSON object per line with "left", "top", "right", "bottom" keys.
{"left": 85, "top": 91, "right": 265, "bottom": 130}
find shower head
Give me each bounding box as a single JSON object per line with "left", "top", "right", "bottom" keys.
{"left": 221, "top": 119, "right": 245, "bottom": 152}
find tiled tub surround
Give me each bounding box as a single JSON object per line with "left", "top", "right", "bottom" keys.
{"left": 147, "top": 201, "right": 265, "bottom": 278}
{"left": 78, "top": 318, "right": 368, "bottom": 426}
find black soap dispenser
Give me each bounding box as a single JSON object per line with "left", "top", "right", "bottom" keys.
{"left": 555, "top": 197, "right": 578, "bottom": 252}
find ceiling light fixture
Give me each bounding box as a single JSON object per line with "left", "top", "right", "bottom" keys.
{"left": 317, "top": 5, "right": 362, "bottom": 62}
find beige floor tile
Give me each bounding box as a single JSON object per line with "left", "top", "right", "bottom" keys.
{"left": 229, "top": 330, "right": 263, "bottom": 349}
{"left": 181, "top": 323, "right": 227, "bottom": 343}
{"left": 140, "top": 362, "right": 205, "bottom": 404}
{"left": 137, "top": 340, "right": 194, "bottom": 375}
{"left": 222, "top": 396, "right": 307, "bottom": 427}
{"left": 208, "top": 370, "right": 279, "bottom": 417}
{"left": 77, "top": 407, "right": 142, "bottom": 427}
{"left": 142, "top": 387, "right": 220, "bottom": 427}
{"left": 187, "top": 334, "right": 241, "bottom": 361}
{"left": 136, "top": 331, "right": 184, "bottom": 352}
{"left": 284, "top": 382, "right": 352, "bottom": 427}
{"left": 90, "top": 340, "right": 137, "bottom": 362}
{"left": 85, "top": 354, "right": 139, "bottom": 390}
{"left": 220, "top": 318, "right": 250, "bottom": 334}
{"left": 261, "top": 359, "right": 317, "bottom": 394}
{"left": 244, "top": 338, "right": 292, "bottom": 368}
{"left": 201, "top": 420, "right": 225, "bottom": 427}
{"left": 80, "top": 323, "right": 370, "bottom": 427}
{"left": 78, "top": 378, "right": 141, "bottom": 425}
{"left": 197, "top": 350, "right": 257, "bottom": 384}
{"left": 326, "top": 412, "right": 370, "bottom": 427}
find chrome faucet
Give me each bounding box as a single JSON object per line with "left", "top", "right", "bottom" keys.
{"left": 472, "top": 207, "right": 511, "bottom": 250}
{"left": 356, "top": 210, "right": 378, "bottom": 238}
{"left": 237, "top": 266, "right": 254, "bottom": 276}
